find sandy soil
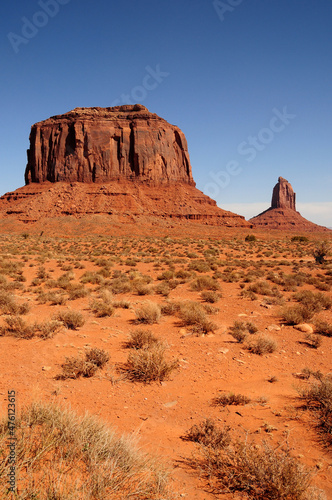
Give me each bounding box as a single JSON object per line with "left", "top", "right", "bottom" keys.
{"left": 0, "top": 227, "right": 331, "bottom": 499}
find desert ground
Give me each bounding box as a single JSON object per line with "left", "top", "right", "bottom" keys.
{"left": 0, "top": 226, "right": 331, "bottom": 499}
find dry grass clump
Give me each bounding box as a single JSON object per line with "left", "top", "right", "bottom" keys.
{"left": 58, "top": 348, "right": 109, "bottom": 379}
{"left": 124, "top": 343, "right": 179, "bottom": 383}
{"left": 0, "top": 401, "right": 172, "bottom": 499}
{"left": 0, "top": 315, "right": 35, "bottom": 339}
{"left": 183, "top": 419, "right": 231, "bottom": 449}
{"left": 304, "top": 333, "right": 322, "bottom": 349}
{"left": 0, "top": 290, "right": 30, "bottom": 315}
{"left": 135, "top": 301, "right": 161, "bottom": 324}
{"left": 67, "top": 283, "right": 90, "bottom": 300}
{"left": 247, "top": 280, "right": 277, "bottom": 296}
{"left": 200, "top": 290, "right": 221, "bottom": 303}
{"left": 85, "top": 347, "right": 110, "bottom": 368}
{"left": 54, "top": 309, "right": 85, "bottom": 330}
{"left": 190, "top": 276, "right": 220, "bottom": 291}
{"left": 0, "top": 315, "right": 62, "bottom": 339}
{"left": 298, "top": 376, "right": 332, "bottom": 446}
{"left": 90, "top": 298, "right": 114, "bottom": 317}
{"left": 109, "top": 276, "right": 132, "bottom": 294}
{"left": 187, "top": 431, "right": 323, "bottom": 499}
{"left": 160, "top": 301, "right": 181, "bottom": 316}
{"left": 228, "top": 320, "right": 258, "bottom": 342}
{"left": 178, "top": 301, "right": 217, "bottom": 335}
{"left": 293, "top": 290, "right": 332, "bottom": 313}
{"left": 37, "top": 290, "right": 68, "bottom": 305}
{"left": 314, "top": 319, "right": 332, "bottom": 337}
{"left": 213, "top": 392, "right": 251, "bottom": 407}
{"left": 125, "top": 328, "right": 160, "bottom": 349}
{"left": 280, "top": 305, "right": 315, "bottom": 325}
{"left": 188, "top": 259, "right": 211, "bottom": 273}
{"left": 248, "top": 334, "right": 278, "bottom": 355}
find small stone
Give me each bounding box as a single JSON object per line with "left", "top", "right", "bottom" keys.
{"left": 294, "top": 324, "right": 313, "bottom": 334}
{"left": 163, "top": 401, "right": 178, "bottom": 408}
{"left": 42, "top": 366, "right": 52, "bottom": 371}
{"left": 267, "top": 324, "right": 281, "bottom": 331}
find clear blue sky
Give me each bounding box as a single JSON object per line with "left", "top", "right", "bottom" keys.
{"left": 1, "top": 0, "right": 331, "bottom": 225}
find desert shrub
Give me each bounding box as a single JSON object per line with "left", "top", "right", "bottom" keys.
{"left": 299, "top": 376, "right": 332, "bottom": 446}
{"left": 0, "top": 290, "right": 30, "bottom": 315}
{"left": 190, "top": 276, "right": 220, "bottom": 291}
{"left": 175, "top": 269, "right": 192, "bottom": 281}
{"left": 124, "top": 344, "right": 179, "bottom": 383}
{"left": 37, "top": 290, "right": 67, "bottom": 305}
{"left": 133, "top": 280, "right": 153, "bottom": 296}
{"left": 183, "top": 419, "right": 231, "bottom": 449}
{"left": 313, "top": 241, "right": 330, "bottom": 264}
{"left": 0, "top": 401, "right": 171, "bottom": 499}
{"left": 85, "top": 347, "right": 110, "bottom": 368}
{"left": 248, "top": 334, "right": 277, "bottom": 355}
{"left": 179, "top": 301, "right": 217, "bottom": 335}
{"left": 154, "top": 281, "right": 171, "bottom": 297}
{"left": 90, "top": 298, "right": 114, "bottom": 317}
{"left": 160, "top": 301, "right": 181, "bottom": 316}
{"left": 179, "top": 301, "right": 206, "bottom": 326}
{"left": 58, "top": 357, "right": 97, "bottom": 379}
{"left": 54, "top": 310, "right": 85, "bottom": 330}
{"left": 80, "top": 271, "right": 104, "bottom": 285}
{"left": 304, "top": 333, "right": 322, "bottom": 349}
{"left": 187, "top": 431, "right": 321, "bottom": 500}
{"left": 213, "top": 392, "right": 251, "bottom": 406}
{"left": 229, "top": 320, "right": 258, "bottom": 343}
{"left": 248, "top": 280, "right": 280, "bottom": 297}
{"left": 280, "top": 305, "right": 315, "bottom": 324}
{"left": 113, "top": 299, "right": 131, "bottom": 309}
{"left": 125, "top": 328, "right": 160, "bottom": 350}
{"left": 314, "top": 319, "right": 332, "bottom": 337}
{"left": 67, "top": 283, "right": 89, "bottom": 300}
{"left": 292, "top": 236, "right": 309, "bottom": 243}
{"left": 135, "top": 301, "right": 161, "bottom": 324}
{"left": 36, "top": 320, "right": 62, "bottom": 339}
{"left": 58, "top": 348, "right": 109, "bottom": 379}
{"left": 188, "top": 260, "right": 211, "bottom": 273}
{"left": 157, "top": 270, "right": 175, "bottom": 281}
{"left": 200, "top": 290, "right": 221, "bottom": 303}
{"left": 0, "top": 315, "right": 35, "bottom": 339}
{"left": 109, "top": 276, "right": 132, "bottom": 294}
{"left": 245, "top": 234, "right": 257, "bottom": 242}
{"left": 293, "top": 290, "right": 332, "bottom": 311}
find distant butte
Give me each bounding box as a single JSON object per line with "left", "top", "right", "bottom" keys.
{"left": 250, "top": 176, "right": 329, "bottom": 232}
{"left": 0, "top": 105, "right": 250, "bottom": 233}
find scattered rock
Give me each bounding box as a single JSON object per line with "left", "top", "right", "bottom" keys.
{"left": 267, "top": 324, "right": 281, "bottom": 331}
{"left": 42, "top": 366, "right": 52, "bottom": 371}
{"left": 163, "top": 401, "right": 178, "bottom": 408}
{"left": 294, "top": 324, "right": 313, "bottom": 334}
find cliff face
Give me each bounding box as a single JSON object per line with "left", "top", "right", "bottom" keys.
{"left": 0, "top": 104, "right": 252, "bottom": 232}
{"left": 25, "top": 104, "right": 194, "bottom": 186}
{"left": 271, "top": 177, "right": 296, "bottom": 210}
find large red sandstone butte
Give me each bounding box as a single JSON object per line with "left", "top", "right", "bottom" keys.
{"left": 25, "top": 104, "right": 194, "bottom": 186}
{"left": 0, "top": 105, "right": 250, "bottom": 233}
{"left": 250, "top": 177, "right": 329, "bottom": 232}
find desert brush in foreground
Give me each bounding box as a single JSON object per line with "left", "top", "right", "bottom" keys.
{"left": 0, "top": 402, "right": 173, "bottom": 499}
{"left": 184, "top": 419, "right": 326, "bottom": 500}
